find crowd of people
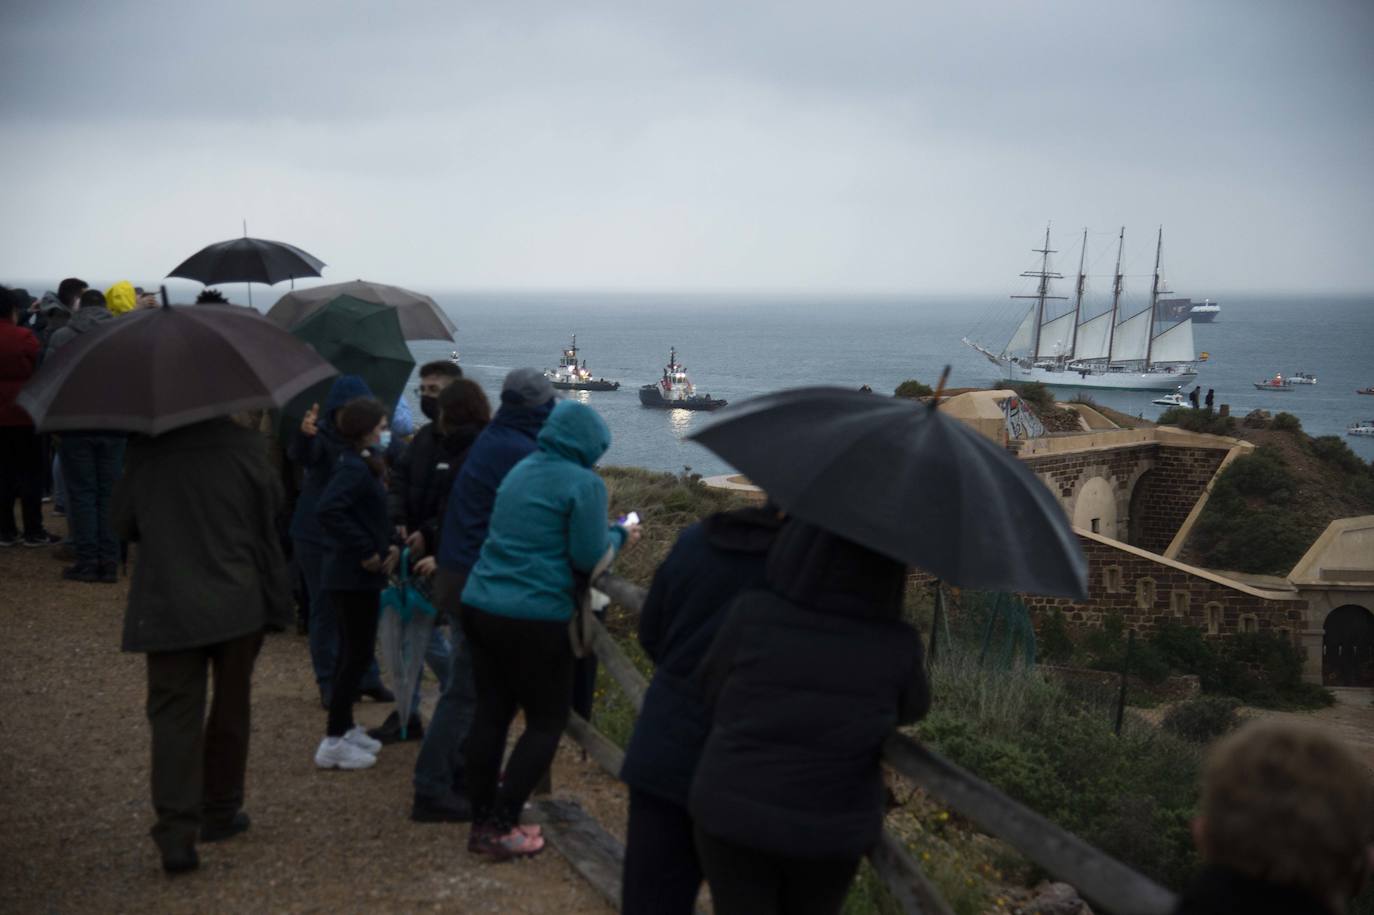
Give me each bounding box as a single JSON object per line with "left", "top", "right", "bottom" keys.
{"left": 3, "top": 280, "right": 1372, "bottom": 914}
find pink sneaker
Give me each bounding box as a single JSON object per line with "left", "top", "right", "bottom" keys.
{"left": 468, "top": 824, "right": 545, "bottom": 861}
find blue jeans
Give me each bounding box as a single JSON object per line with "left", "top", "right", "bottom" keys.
{"left": 413, "top": 627, "right": 452, "bottom": 713}
{"left": 60, "top": 434, "right": 125, "bottom": 568}
{"left": 294, "top": 538, "right": 382, "bottom": 701}
{"left": 413, "top": 568, "right": 476, "bottom": 799}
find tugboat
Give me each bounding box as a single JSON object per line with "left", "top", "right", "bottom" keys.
{"left": 544, "top": 335, "right": 620, "bottom": 391}
{"left": 1253, "top": 373, "right": 1294, "bottom": 391}
{"left": 638, "top": 347, "right": 727, "bottom": 411}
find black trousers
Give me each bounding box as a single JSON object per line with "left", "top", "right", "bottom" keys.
{"left": 0, "top": 425, "right": 44, "bottom": 538}
{"left": 461, "top": 605, "right": 573, "bottom": 830}
{"left": 145, "top": 630, "right": 264, "bottom": 854}
{"left": 694, "top": 827, "right": 861, "bottom": 915}
{"left": 326, "top": 589, "right": 381, "bottom": 737}
{"left": 622, "top": 788, "right": 704, "bottom": 915}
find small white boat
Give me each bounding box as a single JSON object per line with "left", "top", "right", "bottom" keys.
{"left": 1290, "top": 372, "right": 1317, "bottom": 385}
{"left": 1348, "top": 420, "right": 1374, "bottom": 437}
{"left": 1152, "top": 392, "right": 1193, "bottom": 408}
{"left": 449, "top": 350, "right": 461, "bottom": 364}
{"left": 1253, "top": 374, "right": 1293, "bottom": 391}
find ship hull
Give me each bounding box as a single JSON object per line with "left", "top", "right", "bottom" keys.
{"left": 1189, "top": 312, "right": 1218, "bottom": 323}
{"left": 997, "top": 360, "right": 1198, "bottom": 391}
{"left": 550, "top": 380, "right": 620, "bottom": 391}
{"left": 638, "top": 385, "right": 727, "bottom": 410}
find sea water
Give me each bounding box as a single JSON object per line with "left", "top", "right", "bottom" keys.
{"left": 405, "top": 291, "right": 1374, "bottom": 475}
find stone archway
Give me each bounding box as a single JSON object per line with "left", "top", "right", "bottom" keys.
{"left": 1072, "top": 476, "right": 1118, "bottom": 539}
{"left": 1323, "top": 604, "right": 1374, "bottom": 687}
{"left": 1126, "top": 468, "right": 1156, "bottom": 549}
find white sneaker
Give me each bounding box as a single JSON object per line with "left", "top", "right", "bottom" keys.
{"left": 315, "top": 736, "right": 377, "bottom": 770}
{"left": 344, "top": 726, "right": 382, "bottom": 755}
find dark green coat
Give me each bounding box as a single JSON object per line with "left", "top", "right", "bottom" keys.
{"left": 113, "top": 419, "right": 293, "bottom": 653}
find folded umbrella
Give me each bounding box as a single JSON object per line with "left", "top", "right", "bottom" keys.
{"left": 379, "top": 550, "right": 438, "bottom": 739}
{"left": 267, "top": 279, "right": 456, "bottom": 342}
{"left": 687, "top": 386, "right": 1088, "bottom": 598}
{"left": 18, "top": 302, "right": 337, "bottom": 436}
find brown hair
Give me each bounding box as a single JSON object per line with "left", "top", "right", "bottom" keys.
{"left": 419, "top": 360, "right": 463, "bottom": 380}
{"left": 1199, "top": 719, "right": 1374, "bottom": 902}
{"left": 437, "top": 378, "right": 491, "bottom": 432}
{"left": 335, "top": 397, "right": 389, "bottom": 477}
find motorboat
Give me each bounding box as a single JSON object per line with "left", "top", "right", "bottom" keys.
{"left": 1358, "top": 387, "right": 1374, "bottom": 396}
{"left": 1152, "top": 391, "right": 1193, "bottom": 408}
{"left": 1290, "top": 372, "right": 1317, "bottom": 385}
{"left": 1347, "top": 420, "right": 1374, "bottom": 437}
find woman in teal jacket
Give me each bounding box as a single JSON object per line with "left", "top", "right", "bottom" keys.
{"left": 461, "top": 400, "right": 638, "bottom": 859}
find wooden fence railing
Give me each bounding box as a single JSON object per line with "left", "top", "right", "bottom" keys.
{"left": 560, "top": 573, "right": 1177, "bottom": 915}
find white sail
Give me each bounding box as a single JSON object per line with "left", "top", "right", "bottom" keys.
{"left": 1005, "top": 307, "right": 1035, "bottom": 355}
{"left": 1036, "top": 312, "right": 1076, "bottom": 359}
{"left": 1110, "top": 309, "right": 1151, "bottom": 362}
{"left": 1150, "top": 318, "right": 1195, "bottom": 363}
{"left": 1073, "top": 311, "right": 1113, "bottom": 361}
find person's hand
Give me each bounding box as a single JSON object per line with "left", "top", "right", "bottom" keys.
{"left": 382, "top": 545, "right": 401, "bottom": 576}
{"left": 301, "top": 403, "right": 320, "bottom": 437}
{"left": 621, "top": 523, "right": 642, "bottom": 549}
{"left": 395, "top": 524, "right": 408, "bottom": 541}
{"left": 414, "top": 556, "right": 437, "bottom": 577}
{"left": 405, "top": 530, "right": 426, "bottom": 556}
{"left": 361, "top": 553, "right": 383, "bottom": 573}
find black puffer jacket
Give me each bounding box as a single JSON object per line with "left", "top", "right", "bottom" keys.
{"left": 387, "top": 421, "right": 482, "bottom": 554}
{"left": 620, "top": 507, "right": 783, "bottom": 805}
{"left": 1172, "top": 868, "right": 1331, "bottom": 915}
{"left": 688, "top": 521, "right": 929, "bottom": 860}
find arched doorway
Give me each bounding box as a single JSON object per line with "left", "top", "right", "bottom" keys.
{"left": 1323, "top": 605, "right": 1374, "bottom": 687}
{"left": 1073, "top": 476, "right": 1117, "bottom": 538}
{"left": 1126, "top": 469, "right": 1155, "bottom": 548}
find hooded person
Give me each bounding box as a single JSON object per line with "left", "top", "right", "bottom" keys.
{"left": 620, "top": 504, "right": 785, "bottom": 914}
{"left": 105, "top": 280, "right": 138, "bottom": 316}
{"left": 288, "top": 375, "right": 391, "bottom": 708}
{"left": 409, "top": 368, "right": 553, "bottom": 824}
{"left": 687, "top": 521, "right": 930, "bottom": 915}
{"left": 45, "top": 287, "right": 114, "bottom": 357}
{"left": 458, "top": 399, "right": 640, "bottom": 860}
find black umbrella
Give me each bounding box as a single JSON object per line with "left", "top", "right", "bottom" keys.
{"left": 688, "top": 386, "right": 1088, "bottom": 598}
{"left": 168, "top": 235, "right": 326, "bottom": 306}
{"left": 18, "top": 299, "right": 337, "bottom": 436}
{"left": 267, "top": 279, "right": 456, "bottom": 341}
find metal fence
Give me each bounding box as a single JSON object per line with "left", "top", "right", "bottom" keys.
{"left": 568, "top": 573, "right": 1177, "bottom": 915}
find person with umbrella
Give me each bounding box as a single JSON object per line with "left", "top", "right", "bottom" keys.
{"left": 686, "top": 520, "right": 930, "bottom": 914}
{"left": 288, "top": 375, "right": 393, "bottom": 710}
{"left": 17, "top": 294, "right": 338, "bottom": 875}
{"left": 313, "top": 396, "right": 400, "bottom": 770}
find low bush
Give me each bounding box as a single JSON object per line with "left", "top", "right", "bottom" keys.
{"left": 1161, "top": 696, "right": 1241, "bottom": 743}
{"left": 1157, "top": 406, "right": 1237, "bottom": 436}
{"left": 1310, "top": 434, "right": 1371, "bottom": 475}
{"left": 997, "top": 380, "right": 1055, "bottom": 415}
{"left": 1270, "top": 411, "right": 1302, "bottom": 432}
{"left": 1148, "top": 621, "right": 1333, "bottom": 710}
{"left": 894, "top": 379, "right": 934, "bottom": 399}
{"left": 1037, "top": 608, "right": 1075, "bottom": 664}
{"left": 1189, "top": 447, "right": 1313, "bottom": 574}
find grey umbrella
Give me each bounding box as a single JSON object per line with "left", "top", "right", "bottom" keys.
{"left": 18, "top": 300, "right": 337, "bottom": 436}
{"left": 266, "top": 280, "right": 456, "bottom": 342}
{"left": 687, "top": 386, "right": 1088, "bottom": 598}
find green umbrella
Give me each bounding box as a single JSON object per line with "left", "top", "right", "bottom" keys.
{"left": 281, "top": 294, "right": 415, "bottom": 437}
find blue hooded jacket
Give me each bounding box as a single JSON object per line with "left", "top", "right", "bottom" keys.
{"left": 436, "top": 400, "right": 554, "bottom": 574}
{"left": 288, "top": 374, "right": 373, "bottom": 545}
{"left": 460, "top": 401, "right": 627, "bottom": 622}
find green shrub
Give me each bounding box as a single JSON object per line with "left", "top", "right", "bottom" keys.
{"left": 998, "top": 380, "right": 1055, "bottom": 415}
{"left": 1190, "top": 448, "right": 1314, "bottom": 574}
{"left": 1037, "top": 608, "right": 1075, "bottom": 664}
{"left": 1161, "top": 697, "right": 1241, "bottom": 743}
{"left": 1148, "top": 622, "right": 1334, "bottom": 710}
{"left": 1310, "top": 435, "right": 1370, "bottom": 475}
{"left": 894, "top": 379, "right": 934, "bottom": 399}
{"left": 1270, "top": 411, "right": 1302, "bottom": 432}
{"left": 1157, "top": 406, "right": 1237, "bottom": 436}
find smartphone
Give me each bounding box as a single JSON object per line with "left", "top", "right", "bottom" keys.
{"left": 619, "top": 511, "right": 641, "bottom": 526}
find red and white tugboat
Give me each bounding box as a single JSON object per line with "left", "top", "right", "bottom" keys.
{"left": 544, "top": 335, "right": 620, "bottom": 391}
{"left": 638, "top": 347, "right": 727, "bottom": 411}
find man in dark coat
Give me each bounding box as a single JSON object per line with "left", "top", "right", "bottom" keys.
{"left": 413, "top": 368, "right": 554, "bottom": 823}
{"left": 688, "top": 521, "right": 929, "bottom": 915}
{"left": 619, "top": 505, "right": 783, "bottom": 915}
{"left": 1204, "top": 388, "right": 1215, "bottom": 412}
{"left": 1172, "top": 719, "right": 1373, "bottom": 915}
{"left": 112, "top": 417, "right": 293, "bottom": 875}
{"left": 1189, "top": 385, "right": 1201, "bottom": 409}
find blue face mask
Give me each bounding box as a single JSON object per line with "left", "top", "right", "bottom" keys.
{"left": 377, "top": 430, "right": 392, "bottom": 450}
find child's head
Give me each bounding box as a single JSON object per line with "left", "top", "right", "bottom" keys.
{"left": 1196, "top": 719, "right": 1374, "bottom": 907}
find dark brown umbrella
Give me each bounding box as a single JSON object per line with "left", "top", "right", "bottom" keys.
{"left": 18, "top": 302, "right": 337, "bottom": 436}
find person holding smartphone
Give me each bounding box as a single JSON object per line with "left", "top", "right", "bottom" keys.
{"left": 313, "top": 397, "right": 400, "bottom": 770}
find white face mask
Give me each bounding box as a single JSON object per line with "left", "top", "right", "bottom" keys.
{"left": 377, "top": 430, "right": 392, "bottom": 450}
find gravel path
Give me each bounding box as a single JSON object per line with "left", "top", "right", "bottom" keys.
{"left": 0, "top": 513, "right": 624, "bottom": 914}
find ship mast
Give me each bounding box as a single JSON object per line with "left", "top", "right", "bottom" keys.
{"left": 1011, "top": 223, "right": 1065, "bottom": 358}
{"left": 1105, "top": 227, "right": 1124, "bottom": 364}
{"left": 1067, "top": 227, "right": 1087, "bottom": 361}
{"left": 1145, "top": 226, "right": 1163, "bottom": 366}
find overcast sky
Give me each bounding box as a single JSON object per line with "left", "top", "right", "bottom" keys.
{"left": 2, "top": 0, "right": 1371, "bottom": 295}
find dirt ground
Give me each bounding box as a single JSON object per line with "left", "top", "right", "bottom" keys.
{"left": 0, "top": 508, "right": 628, "bottom": 914}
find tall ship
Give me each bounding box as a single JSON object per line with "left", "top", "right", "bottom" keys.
{"left": 544, "top": 335, "right": 620, "bottom": 391}
{"left": 1159, "top": 297, "right": 1220, "bottom": 323}
{"left": 963, "top": 226, "right": 1199, "bottom": 391}
{"left": 638, "top": 347, "right": 727, "bottom": 411}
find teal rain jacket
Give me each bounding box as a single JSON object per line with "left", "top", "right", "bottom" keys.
{"left": 461, "top": 400, "right": 627, "bottom": 622}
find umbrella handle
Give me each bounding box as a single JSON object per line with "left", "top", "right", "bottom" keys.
{"left": 931, "top": 365, "right": 952, "bottom": 409}
{"left": 160, "top": 285, "right": 170, "bottom": 309}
